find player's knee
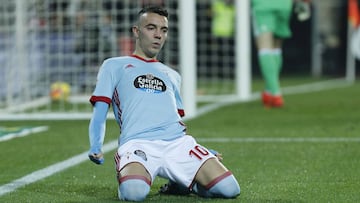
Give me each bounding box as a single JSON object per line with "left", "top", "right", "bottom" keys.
{"left": 118, "top": 179, "right": 150, "bottom": 201}
{"left": 209, "top": 173, "right": 240, "bottom": 198}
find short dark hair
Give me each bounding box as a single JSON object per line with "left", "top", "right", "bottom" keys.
{"left": 138, "top": 6, "right": 168, "bottom": 18}
{"left": 130, "top": 6, "right": 168, "bottom": 33}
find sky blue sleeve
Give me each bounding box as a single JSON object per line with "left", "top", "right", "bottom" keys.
{"left": 92, "top": 58, "right": 121, "bottom": 100}
{"left": 88, "top": 101, "right": 109, "bottom": 154}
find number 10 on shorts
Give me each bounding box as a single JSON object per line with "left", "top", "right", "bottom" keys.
{"left": 189, "top": 145, "right": 209, "bottom": 160}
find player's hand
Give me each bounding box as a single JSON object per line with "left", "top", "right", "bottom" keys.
{"left": 88, "top": 152, "right": 104, "bottom": 165}
{"left": 209, "top": 149, "right": 223, "bottom": 162}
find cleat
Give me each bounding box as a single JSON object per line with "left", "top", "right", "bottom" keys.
{"left": 159, "top": 181, "right": 191, "bottom": 195}
{"left": 272, "top": 95, "right": 284, "bottom": 107}
{"left": 261, "top": 92, "right": 272, "bottom": 108}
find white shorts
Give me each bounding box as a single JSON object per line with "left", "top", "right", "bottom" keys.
{"left": 114, "top": 135, "right": 216, "bottom": 187}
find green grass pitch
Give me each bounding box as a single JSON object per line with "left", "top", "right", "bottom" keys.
{"left": 0, "top": 80, "right": 359, "bottom": 202}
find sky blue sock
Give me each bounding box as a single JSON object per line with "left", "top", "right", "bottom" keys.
{"left": 118, "top": 179, "right": 150, "bottom": 201}
{"left": 192, "top": 174, "right": 240, "bottom": 198}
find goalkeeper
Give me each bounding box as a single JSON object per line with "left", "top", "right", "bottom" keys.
{"left": 251, "top": 0, "right": 311, "bottom": 108}
{"left": 88, "top": 5, "right": 240, "bottom": 202}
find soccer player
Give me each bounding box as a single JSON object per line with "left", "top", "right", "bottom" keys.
{"left": 88, "top": 6, "right": 240, "bottom": 201}
{"left": 252, "top": 0, "right": 311, "bottom": 108}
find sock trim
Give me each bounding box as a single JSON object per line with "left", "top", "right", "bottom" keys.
{"left": 119, "top": 175, "right": 151, "bottom": 186}
{"left": 205, "top": 171, "right": 232, "bottom": 190}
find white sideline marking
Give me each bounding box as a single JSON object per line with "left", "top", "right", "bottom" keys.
{"left": 0, "top": 140, "right": 118, "bottom": 197}
{"left": 195, "top": 78, "right": 353, "bottom": 117}
{"left": 1, "top": 137, "right": 359, "bottom": 196}
{"left": 0, "top": 78, "right": 352, "bottom": 121}
{"left": 197, "top": 137, "right": 360, "bottom": 143}
{"left": 0, "top": 126, "right": 48, "bottom": 142}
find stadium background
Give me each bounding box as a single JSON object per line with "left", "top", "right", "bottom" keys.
{"left": 0, "top": 0, "right": 358, "bottom": 117}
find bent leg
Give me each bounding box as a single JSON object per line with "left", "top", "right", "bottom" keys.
{"left": 119, "top": 179, "right": 150, "bottom": 201}
{"left": 117, "top": 162, "right": 151, "bottom": 201}
{"left": 193, "top": 158, "right": 240, "bottom": 198}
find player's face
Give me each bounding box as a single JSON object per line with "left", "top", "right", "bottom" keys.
{"left": 133, "top": 12, "right": 168, "bottom": 59}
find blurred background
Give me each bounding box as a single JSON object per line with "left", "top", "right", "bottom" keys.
{"left": 0, "top": 0, "right": 358, "bottom": 118}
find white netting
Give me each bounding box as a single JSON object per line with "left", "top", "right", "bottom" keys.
{"left": 197, "top": 0, "right": 236, "bottom": 96}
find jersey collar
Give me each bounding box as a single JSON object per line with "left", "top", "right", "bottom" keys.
{"left": 131, "top": 54, "right": 159, "bottom": 63}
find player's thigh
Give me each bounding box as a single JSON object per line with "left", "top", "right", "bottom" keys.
{"left": 252, "top": 10, "right": 276, "bottom": 36}
{"left": 119, "top": 162, "right": 151, "bottom": 181}
{"left": 256, "top": 32, "right": 275, "bottom": 49}
{"left": 115, "top": 141, "right": 155, "bottom": 182}
{"left": 252, "top": 11, "right": 277, "bottom": 49}
{"left": 195, "top": 157, "right": 228, "bottom": 186}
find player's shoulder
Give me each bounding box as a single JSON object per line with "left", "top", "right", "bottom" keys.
{"left": 160, "top": 63, "right": 182, "bottom": 84}
{"left": 161, "top": 63, "right": 181, "bottom": 78}
{"left": 102, "top": 56, "right": 134, "bottom": 65}
{"left": 100, "top": 56, "right": 138, "bottom": 70}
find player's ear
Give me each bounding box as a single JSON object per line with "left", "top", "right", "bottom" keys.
{"left": 132, "top": 26, "right": 139, "bottom": 38}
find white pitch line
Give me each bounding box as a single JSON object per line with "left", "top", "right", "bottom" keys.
{"left": 1, "top": 136, "right": 360, "bottom": 197}
{"left": 0, "top": 126, "right": 49, "bottom": 142}
{"left": 0, "top": 140, "right": 118, "bottom": 197}
{"left": 195, "top": 78, "right": 352, "bottom": 118}
{"left": 197, "top": 137, "right": 360, "bottom": 143}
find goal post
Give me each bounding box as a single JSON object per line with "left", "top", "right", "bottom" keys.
{"left": 235, "top": 0, "right": 252, "bottom": 101}
{"left": 181, "top": 0, "right": 252, "bottom": 118}
{"left": 179, "top": 0, "right": 197, "bottom": 119}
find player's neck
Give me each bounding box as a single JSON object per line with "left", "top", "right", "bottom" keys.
{"left": 131, "top": 53, "right": 158, "bottom": 62}
{"left": 132, "top": 51, "right": 158, "bottom": 62}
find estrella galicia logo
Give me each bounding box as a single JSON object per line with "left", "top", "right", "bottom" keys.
{"left": 134, "top": 74, "right": 166, "bottom": 93}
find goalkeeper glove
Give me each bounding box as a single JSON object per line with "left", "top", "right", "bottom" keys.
{"left": 294, "top": 1, "right": 311, "bottom": 21}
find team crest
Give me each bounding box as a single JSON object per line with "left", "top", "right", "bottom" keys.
{"left": 134, "top": 150, "right": 147, "bottom": 161}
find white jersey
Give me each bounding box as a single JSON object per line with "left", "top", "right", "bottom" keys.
{"left": 90, "top": 55, "right": 186, "bottom": 145}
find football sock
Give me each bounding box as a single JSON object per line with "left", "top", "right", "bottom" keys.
{"left": 118, "top": 179, "right": 150, "bottom": 201}
{"left": 258, "top": 49, "right": 281, "bottom": 95}
{"left": 273, "top": 48, "right": 283, "bottom": 73}
{"left": 192, "top": 172, "right": 240, "bottom": 198}
{"left": 273, "top": 48, "right": 283, "bottom": 95}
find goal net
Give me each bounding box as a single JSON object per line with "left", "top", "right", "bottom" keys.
{"left": 0, "top": 0, "right": 355, "bottom": 120}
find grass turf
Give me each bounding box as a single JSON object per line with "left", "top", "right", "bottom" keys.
{"left": 0, "top": 80, "right": 359, "bottom": 202}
